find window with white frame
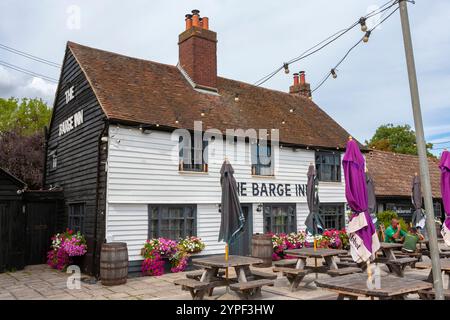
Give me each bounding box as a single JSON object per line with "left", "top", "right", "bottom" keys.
{"left": 251, "top": 142, "right": 273, "bottom": 176}
{"left": 179, "top": 133, "right": 208, "bottom": 172}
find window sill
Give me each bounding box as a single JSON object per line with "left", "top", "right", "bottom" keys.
{"left": 318, "top": 181, "right": 343, "bottom": 185}
{"left": 251, "top": 175, "right": 276, "bottom": 179}
{"left": 179, "top": 171, "right": 209, "bottom": 175}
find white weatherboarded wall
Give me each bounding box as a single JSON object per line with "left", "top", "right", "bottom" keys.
{"left": 106, "top": 125, "right": 347, "bottom": 261}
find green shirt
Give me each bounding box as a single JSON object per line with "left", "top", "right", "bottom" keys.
{"left": 385, "top": 225, "right": 407, "bottom": 243}
{"left": 403, "top": 233, "right": 419, "bottom": 252}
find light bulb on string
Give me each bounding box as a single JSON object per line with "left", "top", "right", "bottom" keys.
{"left": 363, "top": 31, "right": 371, "bottom": 43}
{"left": 331, "top": 69, "right": 337, "bottom": 79}
{"left": 283, "top": 63, "right": 290, "bottom": 74}
{"left": 359, "top": 17, "right": 367, "bottom": 32}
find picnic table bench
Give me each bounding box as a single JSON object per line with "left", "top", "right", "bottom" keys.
{"left": 229, "top": 279, "right": 275, "bottom": 300}
{"left": 415, "top": 259, "right": 450, "bottom": 288}
{"left": 418, "top": 288, "right": 450, "bottom": 300}
{"left": 385, "top": 257, "right": 417, "bottom": 277}
{"left": 273, "top": 259, "right": 297, "bottom": 268}
{"left": 315, "top": 273, "right": 432, "bottom": 300}
{"left": 186, "top": 269, "right": 225, "bottom": 280}
{"left": 327, "top": 267, "right": 363, "bottom": 277}
{"left": 273, "top": 267, "right": 310, "bottom": 292}
{"left": 174, "top": 278, "right": 214, "bottom": 300}
{"left": 249, "top": 270, "right": 277, "bottom": 281}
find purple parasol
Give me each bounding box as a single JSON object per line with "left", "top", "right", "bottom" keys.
{"left": 343, "top": 139, "right": 380, "bottom": 263}
{"left": 440, "top": 150, "right": 450, "bottom": 246}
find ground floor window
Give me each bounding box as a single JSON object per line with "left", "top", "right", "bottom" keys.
{"left": 148, "top": 205, "right": 196, "bottom": 239}
{"left": 318, "top": 203, "right": 345, "bottom": 230}
{"left": 263, "top": 204, "right": 296, "bottom": 234}
{"left": 68, "top": 203, "right": 85, "bottom": 233}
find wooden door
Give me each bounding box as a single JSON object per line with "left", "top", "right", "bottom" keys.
{"left": 230, "top": 205, "right": 253, "bottom": 256}
{"left": 25, "top": 201, "right": 57, "bottom": 265}
{"left": 0, "top": 201, "right": 25, "bottom": 272}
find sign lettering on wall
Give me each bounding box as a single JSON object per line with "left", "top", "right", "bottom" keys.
{"left": 59, "top": 110, "right": 84, "bottom": 137}
{"left": 65, "top": 86, "right": 75, "bottom": 104}
{"left": 237, "top": 182, "right": 307, "bottom": 198}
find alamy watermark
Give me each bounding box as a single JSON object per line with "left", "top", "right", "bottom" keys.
{"left": 66, "top": 265, "right": 81, "bottom": 290}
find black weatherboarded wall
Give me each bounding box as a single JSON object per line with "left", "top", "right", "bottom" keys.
{"left": 45, "top": 46, "right": 108, "bottom": 276}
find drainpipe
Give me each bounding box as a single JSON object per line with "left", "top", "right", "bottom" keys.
{"left": 92, "top": 118, "right": 109, "bottom": 278}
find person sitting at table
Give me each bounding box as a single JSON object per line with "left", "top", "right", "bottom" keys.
{"left": 402, "top": 227, "right": 424, "bottom": 253}
{"left": 385, "top": 218, "right": 407, "bottom": 243}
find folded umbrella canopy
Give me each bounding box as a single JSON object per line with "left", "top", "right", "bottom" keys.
{"left": 305, "top": 164, "right": 324, "bottom": 235}
{"left": 343, "top": 139, "right": 380, "bottom": 263}
{"left": 218, "top": 160, "right": 246, "bottom": 245}
{"left": 365, "top": 171, "right": 377, "bottom": 226}
{"left": 440, "top": 150, "right": 450, "bottom": 246}
{"left": 412, "top": 174, "right": 426, "bottom": 231}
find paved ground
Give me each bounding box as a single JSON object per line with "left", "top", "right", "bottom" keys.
{"left": 1, "top": 257, "right": 445, "bottom": 300}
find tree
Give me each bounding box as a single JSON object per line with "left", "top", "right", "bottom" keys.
{"left": 0, "top": 131, "right": 45, "bottom": 189}
{"left": 0, "top": 97, "right": 52, "bottom": 135}
{"left": 366, "top": 124, "right": 434, "bottom": 156}
{"left": 0, "top": 97, "right": 52, "bottom": 189}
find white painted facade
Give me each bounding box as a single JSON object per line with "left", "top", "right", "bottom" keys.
{"left": 105, "top": 125, "right": 347, "bottom": 262}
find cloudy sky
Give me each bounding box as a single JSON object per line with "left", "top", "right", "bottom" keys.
{"left": 0, "top": 0, "right": 449, "bottom": 154}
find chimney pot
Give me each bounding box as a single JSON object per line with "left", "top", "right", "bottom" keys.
{"left": 192, "top": 9, "right": 200, "bottom": 15}
{"left": 299, "top": 71, "right": 306, "bottom": 85}
{"left": 293, "top": 73, "right": 299, "bottom": 85}
{"left": 192, "top": 13, "right": 200, "bottom": 27}
{"left": 185, "top": 14, "right": 193, "bottom": 30}
{"left": 202, "top": 17, "right": 209, "bottom": 30}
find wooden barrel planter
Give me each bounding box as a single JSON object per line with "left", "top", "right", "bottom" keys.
{"left": 100, "top": 242, "right": 129, "bottom": 286}
{"left": 251, "top": 234, "right": 273, "bottom": 268}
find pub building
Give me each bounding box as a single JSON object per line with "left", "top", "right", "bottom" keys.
{"left": 366, "top": 149, "right": 444, "bottom": 222}
{"left": 45, "top": 10, "right": 356, "bottom": 276}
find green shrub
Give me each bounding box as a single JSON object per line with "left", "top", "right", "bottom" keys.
{"left": 376, "top": 210, "right": 408, "bottom": 231}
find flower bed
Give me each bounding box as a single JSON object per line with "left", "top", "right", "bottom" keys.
{"left": 141, "top": 236, "right": 205, "bottom": 276}
{"left": 268, "top": 231, "right": 307, "bottom": 260}
{"left": 315, "top": 229, "right": 349, "bottom": 250}
{"left": 47, "top": 229, "right": 87, "bottom": 271}
{"left": 269, "top": 229, "right": 350, "bottom": 260}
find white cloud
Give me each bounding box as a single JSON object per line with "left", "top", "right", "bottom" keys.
{"left": 0, "top": 66, "right": 56, "bottom": 104}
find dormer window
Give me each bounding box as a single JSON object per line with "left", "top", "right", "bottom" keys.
{"left": 251, "top": 142, "right": 274, "bottom": 176}
{"left": 315, "top": 151, "right": 341, "bottom": 182}
{"left": 179, "top": 133, "right": 208, "bottom": 172}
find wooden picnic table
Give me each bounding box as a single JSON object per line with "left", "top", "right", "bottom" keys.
{"left": 378, "top": 242, "right": 403, "bottom": 260}
{"left": 191, "top": 255, "right": 273, "bottom": 300}
{"left": 377, "top": 242, "right": 417, "bottom": 277}
{"left": 284, "top": 248, "right": 348, "bottom": 271}
{"left": 192, "top": 255, "right": 264, "bottom": 283}
{"left": 315, "top": 273, "right": 432, "bottom": 300}
{"left": 415, "top": 259, "right": 450, "bottom": 288}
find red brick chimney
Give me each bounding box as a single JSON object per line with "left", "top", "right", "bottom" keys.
{"left": 289, "top": 71, "right": 311, "bottom": 98}
{"left": 179, "top": 10, "right": 217, "bottom": 92}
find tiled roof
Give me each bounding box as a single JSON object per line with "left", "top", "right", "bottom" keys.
{"left": 68, "top": 41, "right": 355, "bottom": 149}
{"left": 366, "top": 150, "right": 441, "bottom": 198}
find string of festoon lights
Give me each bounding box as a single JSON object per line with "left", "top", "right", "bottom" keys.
{"left": 253, "top": 0, "right": 407, "bottom": 88}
